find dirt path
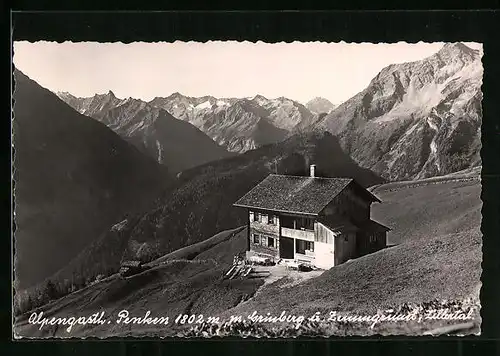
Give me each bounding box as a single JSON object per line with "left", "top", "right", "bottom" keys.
{"left": 230, "top": 264, "right": 324, "bottom": 310}
{"left": 372, "top": 176, "right": 480, "bottom": 194}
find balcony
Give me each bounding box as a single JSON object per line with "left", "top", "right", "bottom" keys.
{"left": 281, "top": 227, "right": 314, "bottom": 241}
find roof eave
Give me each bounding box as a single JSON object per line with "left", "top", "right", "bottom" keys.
{"left": 362, "top": 186, "right": 382, "bottom": 203}
{"left": 370, "top": 220, "right": 391, "bottom": 231}
{"left": 233, "top": 203, "right": 319, "bottom": 216}
{"left": 349, "top": 180, "right": 382, "bottom": 203}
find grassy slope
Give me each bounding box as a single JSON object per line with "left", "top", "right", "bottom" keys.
{"left": 147, "top": 226, "right": 245, "bottom": 266}
{"left": 15, "top": 173, "right": 482, "bottom": 337}
{"left": 14, "top": 227, "right": 261, "bottom": 338}
{"left": 225, "top": 227, "right": 481, "bottom": 316}
{"left": 371, "top": 176, "right": 481, "bottom": 245}
{"left": 225, "top": 176, "right": 482, "bottom": 319}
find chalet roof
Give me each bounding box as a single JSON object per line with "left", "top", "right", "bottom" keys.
{"left": 317, "top": 218, "right": 360, "bottom": 232}
{"left": 318, "top": 218, "right": 390, "bottom": 233}
{"left": 358, "top": 219, "right": 391, "bottom": 232}
{"left": 234, "top": 174, "right": 359, "bottom": 215}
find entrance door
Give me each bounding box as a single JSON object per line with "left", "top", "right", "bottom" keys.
{"left": 279, "top": 236, "right": 294, "bottom": 259}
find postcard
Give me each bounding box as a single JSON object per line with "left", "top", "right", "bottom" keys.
{"left": 12, "top": 40, "right": 483, "bottom": 338}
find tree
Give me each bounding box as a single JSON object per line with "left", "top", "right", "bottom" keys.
{"left": 44, "top": 279, "right": 58, "bottom": 301}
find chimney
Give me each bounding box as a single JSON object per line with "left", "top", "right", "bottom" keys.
{"left": 310, "top": 164, "right": 316, "bottom": 178}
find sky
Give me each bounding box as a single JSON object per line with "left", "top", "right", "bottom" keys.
{"left": 13, "top": 41, "right": 482, "bottom": 105}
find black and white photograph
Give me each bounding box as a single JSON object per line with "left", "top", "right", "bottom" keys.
{"left": 12, "top": 40, "right": 483, "bottom": 338}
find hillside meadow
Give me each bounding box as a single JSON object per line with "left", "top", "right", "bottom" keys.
{"left": 14, "top": 172, "right": 482, "bottom": 338}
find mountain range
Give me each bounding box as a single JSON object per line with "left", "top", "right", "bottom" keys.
{"left": 307, "top": 42, "right": 483, "bottom": 180}
{"left": 57, "top": 43, "right": 482, "bottom": 181}
{"left": 56, "top": 91, "right": 234, "bottom": 173}
{"left": 13, "top": 70, "right": 172, "bottom": 288}
{"left": 58, "top": 92, "right": 319, "bottom": 155}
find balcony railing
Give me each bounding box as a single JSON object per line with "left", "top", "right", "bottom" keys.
{"left": 281, "top": 227, "right": 314, "bottom": 241}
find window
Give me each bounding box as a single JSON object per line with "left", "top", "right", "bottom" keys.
{"left": 296, "top": 239, "right": 314, "bottom": 254}
{"left": 268, "top": 215, "right": 274, "bottom": 225}
{"left": 369, "top": 234, "right": 377, "bottom": 243}
{"left": 267, "top": 237, "right": 275, "bottom": 248}
{"left": 254, "top": 213, "right": 269, "bottom": 223}
{"left": 344, "top": 235, "right": 349, "bottom": 242}
{"left": 253, "top": 233, "right": 260, "bottom": 244}
{"left": 262, "top": 236, "right": 268, "bottom": 247}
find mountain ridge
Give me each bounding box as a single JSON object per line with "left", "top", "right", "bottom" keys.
{"left": 58, "top": 91, "right": 316, "bottom": 154}
{"left": 57, "top": 91, "right": 234, "bottom": 173}
{"left": 56, "top": 42, "right": 482, "bottom": 181}
{"left": 13, "top": 70, "right": 172, "bottom": 288}
{"left": 306, "top": 97, "right": 336, "bottom": 114}
{"left": 307, "top": 42, "right": 483, "bottom": 181}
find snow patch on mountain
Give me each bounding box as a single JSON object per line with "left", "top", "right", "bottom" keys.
{"left": 426, "top": 117, "right": 441, "bottom": 172}
{"left": 195, "top": 101, "right": 212, "bottom": 110}
{"left": 156, "top": 139, "right": 163, "bottom": 163}
{"left": 216, "top": 100, "right": 230, "bottom": 107}
{"left": 129, "top": 120, "right": 146, "bottom": 134}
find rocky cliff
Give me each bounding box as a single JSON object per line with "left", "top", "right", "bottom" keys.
{"left": 310, "top": 42, "right": 483, "bottom": 181}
